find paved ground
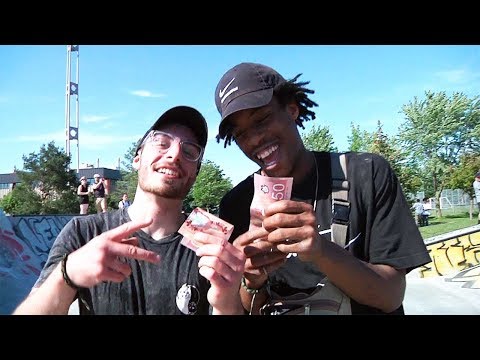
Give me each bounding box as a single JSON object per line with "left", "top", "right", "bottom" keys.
{"left": 403, "top": 267, "right": 480, "bottom": 315}
{"left": 67, "top": 268, "right": 480, "bottom": 315}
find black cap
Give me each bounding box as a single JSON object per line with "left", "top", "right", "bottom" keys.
{"left": 476, "top": 171, "right": 480, "bottom": 178}
{"left": 214, "top": 62, "right": 286, "bottom": 139}
{"left": 135, "top": 106, "right": 208, "bottom": 155}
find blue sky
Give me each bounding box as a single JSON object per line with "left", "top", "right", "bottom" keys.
{"left": 0, "top": 45, "right": 479, "bottom": 186}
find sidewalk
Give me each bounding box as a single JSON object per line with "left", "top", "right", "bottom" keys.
{"left": 404, "top": 266, "right": 480, "bottom": 315}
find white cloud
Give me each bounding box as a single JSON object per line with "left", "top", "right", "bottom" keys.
{"left": 101, "top": 122, "right": 116, "bottom": 129}
{"left": 434, "top": 68, "right": 480, "bottom": 84}
{"left": 82, "top": 114, "right": 111, "bottom": 123}
{"left": 130, "top": 90, "right": 166, "bottom": 98}
{"left": 17, "top": 130, "right": 65, "bottom": 143}
{"left": 75, "top": 133, "right": 139, "bottom": 149}
{"left": 14, "top": 130, "right": 138, "bottom": 149}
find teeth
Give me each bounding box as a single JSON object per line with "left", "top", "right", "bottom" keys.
{"left": 157, "top": 168, "right": 179, "bottom": 177}
{"left": 257, "top": 145, "right": 278, "bottom": 160}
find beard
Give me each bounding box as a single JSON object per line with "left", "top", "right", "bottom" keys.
{"left": 138, "top": 168, "right": 194, "bottom": 200}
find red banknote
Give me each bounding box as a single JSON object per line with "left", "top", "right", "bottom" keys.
{"left": 249, "top": 173, "right": 293, "bottom": 231}
{"left": 179, "top": 207, "right": 234, "bottom": 252}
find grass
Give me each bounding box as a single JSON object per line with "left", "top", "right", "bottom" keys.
{"left": 418, "top": 211, "right": 479, "bottom": 239}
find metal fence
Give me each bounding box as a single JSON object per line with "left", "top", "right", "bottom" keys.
{"left": 416, "top": 189, "right": 474, "bottom": 214}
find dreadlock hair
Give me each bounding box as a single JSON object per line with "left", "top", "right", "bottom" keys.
{"left": 216, "top": 73, "right": 318, "bottom": 148}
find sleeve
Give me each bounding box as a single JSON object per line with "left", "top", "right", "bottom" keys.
{"left": 366, "top": 154, "right": 431, "bottom": 273}
{"left": 33, "top": 218, "right": 83, "bottom": 288}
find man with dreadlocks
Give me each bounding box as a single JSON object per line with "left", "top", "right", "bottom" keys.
{"left": 214, "top": 62, "right": 431, "bottom": 315}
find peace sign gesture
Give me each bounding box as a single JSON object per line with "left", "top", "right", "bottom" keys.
{"left": 65, "top": 218, "right": 160, "bottom": 288}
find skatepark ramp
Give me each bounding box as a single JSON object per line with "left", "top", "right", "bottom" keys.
{"left": 404, "top": 224, "right": 480, "bottom": 314}
{"left": 0, "top": 210, "right": 75, "bottom": 314}
{"left": 417, "top": 224, "right": 480, "bottom": 279}
{"left": 1, "top": 208, "right": 479, "bottom": 315}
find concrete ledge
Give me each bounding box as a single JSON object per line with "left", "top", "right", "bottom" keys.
{"left": 424, "top": 224, "right": 480, "bottom": 246}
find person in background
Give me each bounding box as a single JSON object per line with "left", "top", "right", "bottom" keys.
{"left": 213, "top": 62, "right": 431, "bottom": 315}
{"left": 13, "top": 105, "right": 245, "bottom": 315}
{"left": 421, "top": 197, "right": 431, "bottom": 226}
{"left": 77, "top": 176, "right": 90, "bottom": 215}
{"left": 474, "top": 171, "right": 480, "bottom": 224}
{"left": 118, "top": 193, "right": 131, "bottom": 210}
{"left": 411, "top": 198, "right": 425, "bottom": 226}
{"left": 92, "top": 174, "right": 107, "bottom": 213}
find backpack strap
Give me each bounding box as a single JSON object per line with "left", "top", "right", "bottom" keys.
{"left": 330, "top": 152, "right": 350, "bottom": 247}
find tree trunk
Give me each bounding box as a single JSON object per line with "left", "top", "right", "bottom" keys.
{"left": 470, "top": 197, "right": 474, "bottom": 220}
{"left": 433, "top": 173, "right": 442, "bottom": 218}
{"left": 435, "top": 191, "right": 443, "bottom": 218}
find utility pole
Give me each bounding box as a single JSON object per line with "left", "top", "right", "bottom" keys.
{"left": 65, "top": 45, "right": 80, "bottom": 172}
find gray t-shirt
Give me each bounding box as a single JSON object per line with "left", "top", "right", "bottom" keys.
{"left": 34, "top": 208, "right": 210, "bottom": 315}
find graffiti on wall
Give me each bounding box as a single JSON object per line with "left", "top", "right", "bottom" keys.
{"left": 445, "top": 264, "right": 480, "bottom": 289}
{"left": 0, "top": 211, "right": 74, "bottom": 314}
{"left": 2, "top": 210, "right": 479, "bottom": 313}
{"left": 419, "top": 229, "right": 480, "bottom": 285}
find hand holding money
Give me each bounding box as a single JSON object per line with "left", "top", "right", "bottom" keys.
{"left": 249, "top": 173, "right": 293, "bottom": 233}
{"left": 179, "top": 208, "right": 245, "bottom": 314}
{"left": 179, "top": 207, "right": 234, "bottom": 252}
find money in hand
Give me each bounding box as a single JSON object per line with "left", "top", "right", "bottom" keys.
{"left": 249, "top": 173, "right": 293, "bottom": 232}
{"left": 179, "top": 207, "right": 234, "bottom": 252}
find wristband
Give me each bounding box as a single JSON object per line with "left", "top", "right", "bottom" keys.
{"left": 241, "top": 276, "right": 268, "bottom": 294}
{"left": 61, "top": 253, "right": 80, "bottom": 290}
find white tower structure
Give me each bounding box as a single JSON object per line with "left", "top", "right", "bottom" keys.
{"left": 65, "top": 45, "right": 80, "bottom": 172}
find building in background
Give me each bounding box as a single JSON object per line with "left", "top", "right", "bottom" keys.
{"left": 0, "top": 167, "right": 121, "bottom": 200}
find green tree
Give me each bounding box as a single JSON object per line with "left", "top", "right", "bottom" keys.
{"left": 107, "top": 142, "right": 138, "bottom": 209}
{"left": 1, "top": 183, "right": 42, "bottom": 215}
{"left": 399, "top": 91, "right": 480, "bottom": 217}
{"left": 347, "top": 122, "right": 375, "bottom": 152}
{"left": 182, "top": 191, "right": 195, "bottom": 213}
{"left": 0, "top": 142, "right": 78, "bottom": 215}
{"left": 345, "top": 121, "right": 421, "bottom": 198}
{"left": 301, "top": 124, "right": 338, "bottom": 152}
{"left": 445, "top": 153, "right": 480, "bottom": 219}
{"left": 370, "top": 121, "right": 422, "bottom": 198}
{"left": 189, "top": 160, "right": 233, "bottom": 213}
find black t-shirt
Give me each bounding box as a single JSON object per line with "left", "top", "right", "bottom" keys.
{"left": 93, "top": 182, "right": 105, "bottom": 198}
{"left": 219, "top": 151, "right": 431, "bottom": 315}
{"left": 78, "top": 184, "right": 89, "bottom": 204}
{"left": 34, "top": 208, "right": 210, "bottom": 315}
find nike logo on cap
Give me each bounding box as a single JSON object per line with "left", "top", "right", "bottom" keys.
{"left": 219, "top": 77, "right": 238, "bottom": 104}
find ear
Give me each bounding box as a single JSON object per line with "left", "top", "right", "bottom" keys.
{"left": 132, "top": 152, "right": 141, "bottom": 171}
{"left": 286, "top": 102, "right": 300, "bottom": 122}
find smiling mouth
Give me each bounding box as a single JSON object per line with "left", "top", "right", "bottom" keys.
{"left": 156, "top": 168, "right": 180, "bottom": 178}
{"left": 255, "top": 144, "right": 279, "bottom": 165}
